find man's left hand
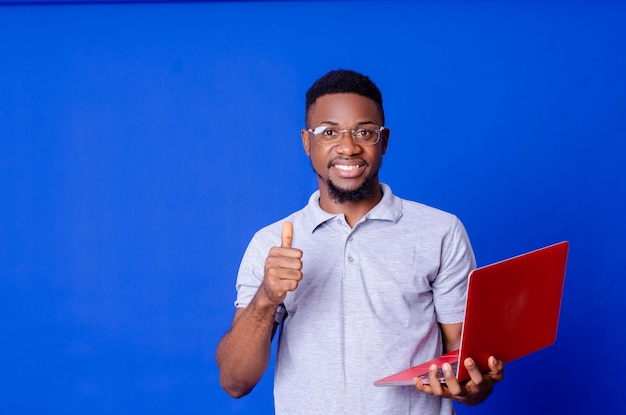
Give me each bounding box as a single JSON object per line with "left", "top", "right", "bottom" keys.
{"left": 413, "top": 356, "right": 504, "bottom": 406}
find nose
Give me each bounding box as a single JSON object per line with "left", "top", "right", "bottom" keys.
{"left": 334, "top": 130, "right": 362, "bottom": 155}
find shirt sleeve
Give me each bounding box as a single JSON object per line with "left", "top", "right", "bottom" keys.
{"left": 234, "top": 234, "right": 266, "bottom": 309}
{"left": 234, "top": 225, "right": 287, "bottom": 324}
{"left": 432, "top": 216, "right": 476, "bottom": 324}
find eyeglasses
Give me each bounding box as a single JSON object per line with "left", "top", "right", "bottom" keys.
{"left": 307, "top": 125, "right": 385, "bottom": 146}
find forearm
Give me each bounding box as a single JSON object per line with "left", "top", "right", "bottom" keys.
{"left": 216, "top": 293, "right": 279, "bottom": 398}
{"left": 440, "top": 322, "right": 462, "bottom": 353}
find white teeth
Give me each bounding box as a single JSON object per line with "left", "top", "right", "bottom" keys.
{"left": 334, "top": 165, "right": 360, "bottom": 171}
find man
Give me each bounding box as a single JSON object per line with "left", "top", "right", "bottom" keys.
{"left": 216, "top": 69, "right": 503, "bottom": 414}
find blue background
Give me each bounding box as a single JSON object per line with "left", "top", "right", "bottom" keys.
{"left": 1, "top": 1, "right": 624, "bottom": 413}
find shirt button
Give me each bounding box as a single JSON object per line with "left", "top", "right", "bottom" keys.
{"left": 336, "top": 219, "right": 342, "bottom": 225}
{"left": 348, "top": 256, "right": 354, "bottom": 263}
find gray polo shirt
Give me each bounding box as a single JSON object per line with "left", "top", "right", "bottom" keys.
{"left": 236, "top": 184, "right": 475, "bottom": 415}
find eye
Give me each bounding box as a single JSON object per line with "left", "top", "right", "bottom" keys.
{"left": 356, "top": 128, "right": 373, "bottom": 137}
{"left": 313, "top": 126, "right": 337, "bottom": 136}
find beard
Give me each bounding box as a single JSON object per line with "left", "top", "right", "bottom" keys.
{"left": 325, "top": 176, "right": 376, "bottom": 203}
{"left": 310, "top": 158, "right": 382, "bottom": 204}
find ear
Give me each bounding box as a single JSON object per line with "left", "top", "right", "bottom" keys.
{"left": 381, "top": 127, "right": 390, "bottom": 155}
{"left": 301, "top": 128, "right": 312, "bottom": 156}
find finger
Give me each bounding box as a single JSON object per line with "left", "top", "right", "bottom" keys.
{"left": 266, "top": 276, "right": 300, "bottom": 294}
{"left": 413, "top": 376, "right": 429, "bottom": 392}
{"left": 464, "top": 357, "right": 485, "bottom": 386}
{"left": 267, "top": 246, "right": 302, "bottom": 260}
{"left": 427, "top": 364, "right": 445, "bottom": 396}
{"left": 262, "top": 279, "right": 297, "bottom": 303}
{"left": 488, "top": 356, "right": 504, "bottom": 381}
{"left": 266, "top": 264, "right": 303, "bottom": 282}
{"left": 281, "top": 221, "right": 293, "bottom": 248}
{"left": 442, "top": 362, "right": 462, "bottom": 395}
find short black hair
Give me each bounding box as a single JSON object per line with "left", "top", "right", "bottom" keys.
{"left": 305, "top": 69, "right": 384, "bottom": 125}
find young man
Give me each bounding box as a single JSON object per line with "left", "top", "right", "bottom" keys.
{"left": 216, "top": 70, "right": 503, "bottom": 414}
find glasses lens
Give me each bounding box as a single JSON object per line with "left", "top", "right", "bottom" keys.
{"left": 353, "top": 126, "right": 381, "bottom": 144}
{"left": 312, "top": 126, "right": 340, "bottom": 145}
{"left": 310, "top": 125, "right": 382, "bottom": 145}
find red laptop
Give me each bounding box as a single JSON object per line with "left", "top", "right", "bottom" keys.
{"left": 374, "top": 241, "right": 569, "bottom": 386}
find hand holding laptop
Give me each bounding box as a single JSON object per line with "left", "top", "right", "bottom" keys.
{"left": 414, "top": 356, "right": 504, "bottom": 406}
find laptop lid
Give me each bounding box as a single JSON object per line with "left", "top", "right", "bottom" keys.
{"left": 455, "top": 240, "right": 569, "bottom": 381}
{"left": 374, "top": 241, "right": 569, "bottom": 386}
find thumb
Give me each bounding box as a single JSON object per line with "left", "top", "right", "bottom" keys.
{"left": 281, "top": 221, "right": 293, "bottom": 248}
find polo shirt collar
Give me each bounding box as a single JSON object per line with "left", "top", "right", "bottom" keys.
{"left": 304, "top": 183, "right": 403, "bottom": 234}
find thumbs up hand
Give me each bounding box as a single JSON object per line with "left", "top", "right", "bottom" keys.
{"left": 261, "top": 222, "right": 303, "bottom": 305}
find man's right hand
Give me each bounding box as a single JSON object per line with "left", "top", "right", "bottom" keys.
{"left": 261, "top": 221, "right": 303, "bottom": 305}
{"left": 217, "top": 221, "right": 302, "bottom": 398}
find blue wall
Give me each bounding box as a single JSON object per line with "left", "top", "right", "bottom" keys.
{"left": 1, "top": 1, "right": 624, "bottom": 413}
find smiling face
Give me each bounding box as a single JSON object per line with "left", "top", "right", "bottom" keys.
{"left": 301, "top": 93, "right": 389, "bottom": 209}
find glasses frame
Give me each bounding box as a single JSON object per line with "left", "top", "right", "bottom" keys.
{"left": 307, "top": 125, "right": 385, "bottom": 146}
